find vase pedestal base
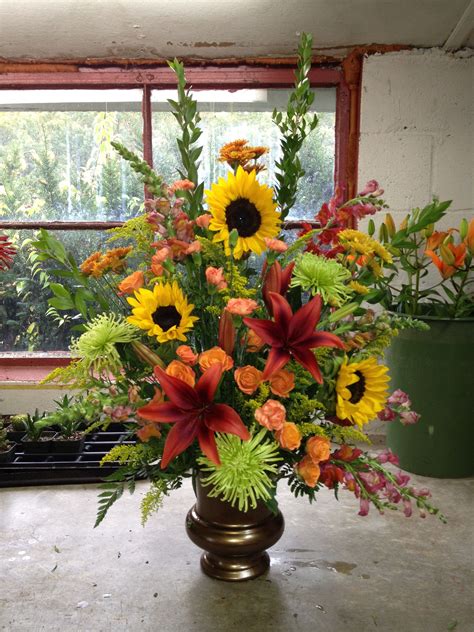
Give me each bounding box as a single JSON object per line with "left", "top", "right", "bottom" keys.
{"left": 200, "top": 550, "right": 270, "bottom": 582}
{"left": 185, "top": 477, "right": 284, "bottom": 582}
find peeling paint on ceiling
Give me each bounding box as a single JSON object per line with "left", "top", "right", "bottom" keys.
{"left": 0, "top": 0, "right": 472, "bottom": 60}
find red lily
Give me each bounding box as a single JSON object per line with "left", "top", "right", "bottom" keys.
{"left": 243, "top": 292, "right": 344, "bottom": 383}
{"left": 0, "top": 234, "right": 16, "bottom": 271}
{"left": 137, "top": 363, "right": 249, "bottom": 469}
{"left": 262, "top": 260, "right": 295, "bottom": 313}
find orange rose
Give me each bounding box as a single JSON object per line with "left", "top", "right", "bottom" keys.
{"left": 254, "top": 399, "right": 286, "bottom": 431}
{"left": 276, "top": 422, "right": 301, "bottom": 450}
{"left": 306, "top": 436, "right": 331, "bottom": 463}
{"left": 118, "top": 270, "right": 144, "bottom": 295}
{"left": 297, "top": 455, "right": 321, "bottom": 488}
{"left": 234, "top": 365, "right": 263, "bottom": 395}
{"left": 199, "top": 346, "right": 234, "bottom": 372}
{"left": 226, "top": 298, "right": 259, "bottom": 316}
{"left": 246, "top": 329, "right": 265, "bottom": 352}
{"left": 176, "top": 345, "right": 198, "bottom": 366}
{"left": 165, "top": 360, "right": 196, "bottom": 387}
{"left": 269, "top": 369, "right": 295, "bottom": 398}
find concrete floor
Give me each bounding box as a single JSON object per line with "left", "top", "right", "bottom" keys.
{"left": 1, "top": 467, "right": 473, "bottom": 632}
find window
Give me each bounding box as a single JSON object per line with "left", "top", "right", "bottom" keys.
{"left": 0, "top": 66, "right": 353, "bottom": 355}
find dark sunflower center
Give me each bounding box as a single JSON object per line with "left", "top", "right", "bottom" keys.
{"left": 348, "top": 370, "right": 366, "bottom": 404}
{"left": 225, "top": 197, "right": 261, "bottom": 237}
{"left": 152, "top": 305, "right": 181, "bottom": 331}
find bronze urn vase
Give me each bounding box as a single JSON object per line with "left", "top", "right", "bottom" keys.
{"left": 185, "top": 475, "right": 285, "bottom": 581}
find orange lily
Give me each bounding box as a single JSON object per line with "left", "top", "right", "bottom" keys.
{"left": 425, "top": 243, "right": 467, "bottom": 279}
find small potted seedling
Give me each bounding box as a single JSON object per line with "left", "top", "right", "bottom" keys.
{"left": 48, "top": 396, "right": 86, "bottom": 454}
{"left": 20, "top": 410, "right": 57, "bottom": 454}
{"left": 0, "top": 422, "right": 15, "bottom": 464}
{"left": 6, "top": 414, "right": 28, "bottom": 443}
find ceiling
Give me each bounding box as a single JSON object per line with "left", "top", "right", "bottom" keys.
{"left": 0, "top": 0, "right": 473, "bottom": 61}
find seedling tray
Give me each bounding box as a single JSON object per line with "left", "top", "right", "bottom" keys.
{"left": 0, "top": 427, "right": 135, "bottom": 488}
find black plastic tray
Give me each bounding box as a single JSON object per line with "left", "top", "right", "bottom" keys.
{"left": 0, "top": 427, "right": 135, "bottom": 488}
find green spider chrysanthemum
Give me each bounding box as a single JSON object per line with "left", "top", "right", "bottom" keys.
{"left": 198, "top": 429, "right": 282, "bottom": 512}
{"left": 290, "top": 252, "right": 351, "bottom": 306}
{"left": 70, "top": 313, "right": 138, "bottom": 374}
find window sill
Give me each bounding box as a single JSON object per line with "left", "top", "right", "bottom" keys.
{"left": 0, "top": 353, "right": 71, "bottom": 383}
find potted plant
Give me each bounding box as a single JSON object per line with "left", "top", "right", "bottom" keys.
{"left": 5, "top": 414, "right": 30, "bottom": 443}
{"left": 20, "top": 410, "right": 57, "bottom": 454}
{"left": 43, "top": 396, "right": 87, "bottom": 454}
{"left": 0, "top": 421, "right": 16, "bottom": 464}
{"left": 371, "top": 204, "right": 474, "bottom": 477}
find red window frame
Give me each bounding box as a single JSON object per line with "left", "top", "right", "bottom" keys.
{"left": 0, "top": 63, "right": 357, "bottom": 364}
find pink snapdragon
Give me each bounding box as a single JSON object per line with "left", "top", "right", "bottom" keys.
{"left": 358, "top": 180, "right": 384, "bottom": 197}
{"left": 400, "top": 410, "right": 421, "bottom": 425}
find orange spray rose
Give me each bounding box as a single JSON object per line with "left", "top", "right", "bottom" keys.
{"left": 276, "top": 422, "right": 301, "bottom": 450}
{"left": 234, "top": 365, "right": 263, "bottom": 395}
{"left": 165, "top": 360, "right": 196, "bottom": 387}
{"left": 199, "top": 346, "right": 234, "bottom": 372}
{"left": 269, "top": 369, "right": 295, "bottom": 398}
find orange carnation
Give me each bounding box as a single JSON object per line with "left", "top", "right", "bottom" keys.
{"left": 254, "top": 399, "right": 286, "bottom": 431}
{"left": 176, "top": 345, "right": 198, "bottom": 365}
{"left": 205, "top": 266, "right": 227, "bottom": 290}
{"left": 276, "top": 422, "right": 301, "bottom": 450}
{"left": 297, "top": 455, "right": 321, "bottom": 488}
{"left": 117, "top": 270, "right": 144, "bottom": 295}
{"left": 269, "top": 369, "right": 295, "bottom": 398}
{"left": 264, "top": 237, "right": 288, "bottom": 253}
{"left": 246, "top": 329, "right": 265, "bottom": 352}
{"left": 234, "top": 365, "right": 263, "bottom": 395}
{"left": 165, "top": 360, "right": 196, "bottom": 387}
{"left": 199, "top": 346, "right": 234, "bottom": 372}
{"left": 226, "top": 298, "right": 258, "bottom": 316}
{"left": 306, "top": 436, "right": 331, "bottom": 463}
{"left": 196, "top": 214, "right": 212, "bottom": 229}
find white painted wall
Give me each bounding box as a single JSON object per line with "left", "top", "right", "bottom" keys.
{"left": 358, "top": 48, "right": 473, "bottom": 230}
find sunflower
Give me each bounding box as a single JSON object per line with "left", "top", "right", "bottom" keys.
{"left": 205, "top": 166, "right": 280, "bottom": 258}
{"left": 127, "top": 282, "right": 198, "bottom": 343}
{"left": 335, "top": 357, "right": 389, "bottom": 427}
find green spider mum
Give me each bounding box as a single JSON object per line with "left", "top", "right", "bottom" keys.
{"left": 70, "top": 313, "right": 138, "bottom": 375}
{"left": 290, "top": 252, "right": 351, "bottom": 306}
{"left": 198, "top": 429, "right": 282, "bottom": 512}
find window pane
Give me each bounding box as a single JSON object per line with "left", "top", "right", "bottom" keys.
{"left": 0, "top": 229, "right": 108, "bottom": 353}
{"left": 151, "top": 88, "right": 336, "bottom": 220}
{"left": 0, "top": 90, "right": 144, "bottom": 222}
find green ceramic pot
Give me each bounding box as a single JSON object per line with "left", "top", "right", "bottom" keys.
{"left": 386, "top": 316, "right": 474, "bottom": 478}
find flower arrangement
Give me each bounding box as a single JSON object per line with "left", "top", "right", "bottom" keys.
{"left": 30, "top": 35, "right": 445, "bottom": 528}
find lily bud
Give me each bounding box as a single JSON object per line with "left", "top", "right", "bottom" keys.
{"left": 131, "top": 341, "right": 166, "bottom": 369}
{"left": 328, "top": 302, "right": 359, "bottom": 323}
{"left": 459, "top": 218, "right": 468, "bottom": 240}
{"left": 384, "top": 213, "right": 396, "bottom": 238}
{"left": 423, "top": 223, "right": 434, "bottom": 238}
{"left": 218, "top": 309, "right": 236, "bottom": 355}
{"left": 400, "top": 215, "right": 409, "bottom": 230}
{"left": 367, "top": 219, "right": 375, "bottom": 236}
{"left": 378, "top": 223, "right": 389, "bottom": 243}
{"left": 440, "top": 243, "right": 455, "bottom": 265}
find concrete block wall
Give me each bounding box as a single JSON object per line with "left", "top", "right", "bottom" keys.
{"left": 358, "top": 48, "right": 473, "bottom": 231}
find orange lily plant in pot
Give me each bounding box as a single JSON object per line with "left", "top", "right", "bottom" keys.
{"left": 29, "top": 34, "right": 446, "bottom": 582}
